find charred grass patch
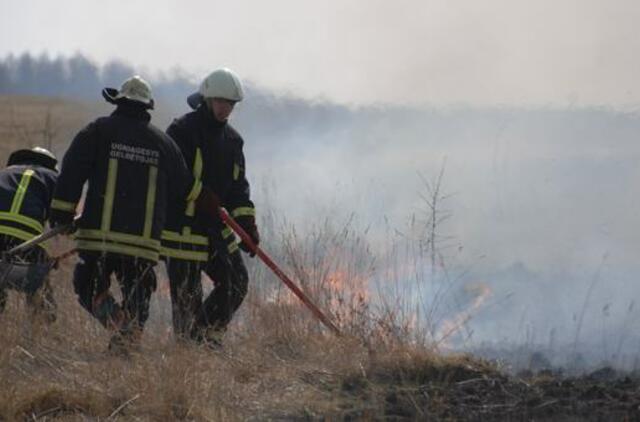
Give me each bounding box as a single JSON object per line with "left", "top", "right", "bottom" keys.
{"left": 328, "top": 347, "right": 640, "bottom": 420}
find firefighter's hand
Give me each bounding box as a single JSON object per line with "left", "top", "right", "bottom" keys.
{"left": 49, "top": 210, "right": 76, "bottom": 234}
{"left": 236, "top": 216, "right": 259, "bottom": 257}
{"left": 195, "top": 187, "right": 221, "bottom": 220}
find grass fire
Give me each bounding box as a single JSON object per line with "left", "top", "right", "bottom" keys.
{"left": 1, "top": 79, "right": 640, "bottom": 421}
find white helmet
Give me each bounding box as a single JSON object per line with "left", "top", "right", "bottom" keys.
{"left": 187, "top": 68, "right": 243, "bottom": 109}
{"left": 102, "top": 75, "right": 154, "bottom": 109}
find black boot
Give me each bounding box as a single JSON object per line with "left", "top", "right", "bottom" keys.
{"left": 190, "top": 324, "right": 225, "bottom": 350}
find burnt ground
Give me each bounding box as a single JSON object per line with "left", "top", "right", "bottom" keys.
{"left": 296, "top": 355, "right": 640, "bottom": 421}
{"left": 408, "top": 370, "right": 640, "bottom": 421}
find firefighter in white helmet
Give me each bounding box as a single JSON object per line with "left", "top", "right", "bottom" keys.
{"left": 187, "top": 67, "right": 244, "bottom": 109}
{"left": 162, "top": 68, "right": 258, "bottom": 347}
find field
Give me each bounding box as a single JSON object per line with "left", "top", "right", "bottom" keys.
{"left": 1, "top": 96, "right": 639, "bottom": 420}
{"left": 0, "top": 96, "right": 104, "bottom": 164}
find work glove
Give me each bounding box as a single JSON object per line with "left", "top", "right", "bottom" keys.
{"left": 235, "top": 215, "right": 259, "bottom": 257}
{"left": 195, "top": 187, "right": 221, "bottom": 221}
{"left": 49, "top": 209, "right": 76, "bottom": 234}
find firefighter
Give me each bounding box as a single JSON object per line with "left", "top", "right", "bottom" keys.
{"left": 162, "top": 68, "right": 259, "bottom": 347}
{"left": 49, "top": 75, "right": 219, "bottom": 352}
{"left": 0, "top": 147, "right": 58, "bottom": 322}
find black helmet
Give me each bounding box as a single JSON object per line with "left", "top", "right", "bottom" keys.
{"left": 7, "top": 147, "right": 58, "bottom": 171}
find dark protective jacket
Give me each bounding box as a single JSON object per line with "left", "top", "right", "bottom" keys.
{"left": 51, "top": 105, "right": 201, "bottom": 263}
{"left": 161, "top": 105, "right": 255, "bottom": 262}
{"left": 0, "top": 164, "right": 57, "bottom": 245}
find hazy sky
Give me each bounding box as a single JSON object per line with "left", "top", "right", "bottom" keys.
{"left": 2, "top": 0, "right": 640, "bottom": 107}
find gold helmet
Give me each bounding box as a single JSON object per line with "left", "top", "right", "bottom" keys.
{"left": 102, "top": 75, "right": 154, "bottom": 109}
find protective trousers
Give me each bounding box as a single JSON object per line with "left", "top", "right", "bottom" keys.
{"left": 166, "top": 250, "right": 248, "bottom": 341}
{"left": 0, "top": 234, "right": 56, "bottom": 322}
{"left": 73, "top": 252, "right": 156, "bottom": 335}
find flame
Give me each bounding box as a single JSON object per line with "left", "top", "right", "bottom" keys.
{"left": 325, "top": 270, "right": 369, "bottom": 298}
{"left": 265, "top": 263, "right": 373, "bottom": 331}
{"left": 436, "top": 282, "right": 491, "bottom": 348}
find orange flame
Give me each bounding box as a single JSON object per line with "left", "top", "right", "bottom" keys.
{"left": 436, "top": 282, "right": 491, "bottom": 348}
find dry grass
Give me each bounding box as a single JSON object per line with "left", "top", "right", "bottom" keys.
{"left": 0, "top": 95, "right": 105, "bottom": 163}
{"left": 3, "top": 95, "right": 639, "bottom": 420}
{"left": 0, "top": 95, "right": 452, "bottom": 419}
{"left": 1, "top": 254, "right": 474, "bottom": 420}
{"left": 0, "top": 210, "right": 481, "bottom": 420}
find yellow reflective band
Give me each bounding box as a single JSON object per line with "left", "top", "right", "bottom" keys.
{"left": 161, "top": 230, "right": 209, "bottom": 246}
{"left": 143, "top": 166, "right": 158, "bottom": 238}
{"left": 0, "top": 226, "right": 50, "bottom": 252}
{"left": 185, "top": 148, "right": 203, "bottom": 218}
{"left": 224, "top": 225, "right": 239, "bottom": 254}
{"left": 0, "top": 211, "right": 43, "bottom": 233}
{"left": 233, "top": 163, "right": 240, "bottom": 181}
{"left": 10, "top": 169, "right": 34, "bottom": 214}
{"left": 160, "top": 247, "right": 209, "bottom": 262}
{"left": 77, "top": 240, "right": 159, "bottom": 262}
{"left": 193, "top": 148, "right": 203, "bottom": 179}
{"left": 51, "top": 199, "right": 76, "bottom": 212}
{"left": 182, "top": 226, "right": 191, "bottom": 236}
{"left": 101, "top": 158, "right": 118, "bottom": 231}
{"left": 186, "top": 179, "right": 202, "bottom": 202}
{"left": 185, "top": 201, "right": 196, "bottom": 218}
{"left": 0, "top": 226, "right": 38, "bottom": 242}
{"left": 76, "top": 229, "right": 161, "bottom": 250}
{"left": 231, "top": 207, "right": 255, "bottom": 218}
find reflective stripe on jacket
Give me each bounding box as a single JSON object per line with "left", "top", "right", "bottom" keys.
{"left": 51, "top": 105, "right": 199, "bottom": 263}
{"left": 0, "top": 164, "right": 57, "bottom": 246}
{"left": 162, "top": 105, "right": 254, "bottom": 262}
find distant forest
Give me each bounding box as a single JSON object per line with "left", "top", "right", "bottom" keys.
{"left": 0, "top": 52, "right": 195, "bottom": 102}
{"left": 0, "top": 51, "right": 342, "bottom": 106}
{"left": 0, "top": 52, "right": 352, "bottom": 144}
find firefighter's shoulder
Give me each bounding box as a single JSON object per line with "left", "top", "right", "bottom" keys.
{"left": 224, "top": 123, "right": 244, "bottom": 148}
{"left": 73, "top": 117, "right": 106, "bottom": 138}
{"left": 146, "top": 121, "right": 172, "bottom": 142}
{"left": 170, "top": 110, "right": 198, "bottom": 129}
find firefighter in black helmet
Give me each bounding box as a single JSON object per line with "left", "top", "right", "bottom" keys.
{"left": 0, "top": 147, "right": 58, "bottom": 322}
{"left": 162, "top": 68, "right": 259, "bottom": 347}
{"left": 49, "top": 76, "right": 221, "bottom": 352}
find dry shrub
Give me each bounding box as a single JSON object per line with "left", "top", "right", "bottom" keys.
{"left": 366, "top": 346, "right": 499, "bottom": 386}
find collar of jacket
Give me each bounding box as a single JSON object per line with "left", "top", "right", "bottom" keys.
{"left": 196, "top": 104, "right": 227, "bottom": 129}
{"left": 112, "top": 104, "right": 151, "bottom": 123}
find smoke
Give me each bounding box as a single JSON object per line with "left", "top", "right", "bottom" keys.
{"left": 3, "top": 53, "right": 640, "bottom": 369}
{"left": 242, "top": 103, "right": 640, "bottom": 368}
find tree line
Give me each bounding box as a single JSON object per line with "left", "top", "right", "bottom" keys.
{"left": 0, "top": 52, "right": 195, "bottom": 102}
{"left": 0, "top": 52, "right": 355, "bottom": 146}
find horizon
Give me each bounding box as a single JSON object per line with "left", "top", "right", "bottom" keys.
{"left": 2, "top": 1, "right": 640, "bottom": 109}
